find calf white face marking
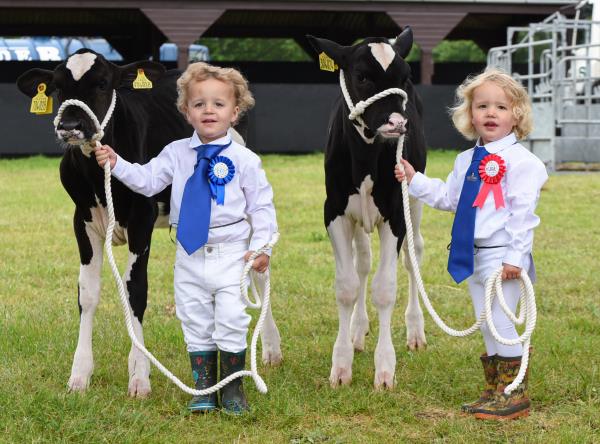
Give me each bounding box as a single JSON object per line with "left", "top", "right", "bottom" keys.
{"left": 368, "top": 43, "right": 396, "bottom": 72}
{"left": 66, "top": 53, "right": 97, "bottom": 81}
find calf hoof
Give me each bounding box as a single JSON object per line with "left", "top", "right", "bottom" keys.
{"left": 262, "top": 348, "right": 283, "bottom": 366}
{"left": 67, "top": 375, "right": 91, "bottom": 393}
{"left": 351, "top": 319, "right": 369, "bottom": 352}
{"left": 329, "top": 366, "right": 352, "bottom": 388}
{"left": 128, "top": 377, "right": 151, "bottom": 398}
{"left": 374, "top": 371, "right": 395, "bottom": 391}
{"left": 351, "top": 328, "right": 369, "bottom": 352}
{"left": 406, "top": 333, "right": 427, "bottom": 351}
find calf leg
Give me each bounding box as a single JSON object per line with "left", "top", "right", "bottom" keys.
{"left": 253, "top": 270, "right": 283, "bottom": 366}
{"left": 401, "top": 196, "right": 427, "bottom": 351}
{"left": 68, "top": 213, "right": 102, "bottom": 392}
{"left": 328, "top": 216, "right": 359, "bottom": 387}
{"left": 122, "top": 250, "right": 152, "bottom": 398}
{"left": 372, "top": 222, "right": 398, "bottom": 390}
{"left": 350, "top": 225, "right": 371, "bottom": 352}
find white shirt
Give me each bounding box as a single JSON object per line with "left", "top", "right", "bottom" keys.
{"left": 408, "top": 133, "right": 548, "bottom": 269}
{"left": 111, "top": 129, "right": 278, "bottom": 253}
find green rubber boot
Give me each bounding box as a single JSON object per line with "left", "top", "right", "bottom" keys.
{"left": 461, "top": 353, "right": 497, "bottom": 414}
{"left": 188, "top": 350, "right": 218, "bottom": 413}
{"left": 219, "top": 349, "right": 249, "bottom": 415}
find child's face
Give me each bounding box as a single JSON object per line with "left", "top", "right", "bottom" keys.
{"left": 471, "top": 81, "right": 517, "bottom": 145}
{"left": 184, "top": 78, "right": 239, "bottom": 144}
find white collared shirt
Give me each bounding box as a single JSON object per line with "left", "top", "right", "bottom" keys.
{"left": 408, "top": 133, "right": 548, "bottom": 268}
{"left": 111, "top": 129, "right": 278, "bottom": 252}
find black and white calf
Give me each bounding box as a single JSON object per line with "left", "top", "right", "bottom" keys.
{"left": 17, "top": 49, "right": 282, "bottom": 397}
{"left": 307, "top": 27, "right": 428, "bottom": 389}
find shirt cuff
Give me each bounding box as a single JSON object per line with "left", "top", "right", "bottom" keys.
{"left": 111, "top": 154, "right": 129, "bottom": 178}
{"left": 503, "top": 249, "right": 524, "bottom": 269}
{"left": 249, "top": 238, "right": 271, "bottom": 256}
{"left": 408, "top": 172, "right": 427, "bottom": 197}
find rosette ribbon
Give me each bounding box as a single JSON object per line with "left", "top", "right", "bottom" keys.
{"left": 208, "top": 156, "right": 235, "bottom": 205}
{"left": 473, "top": 153, "right": 506, "bottom": 209}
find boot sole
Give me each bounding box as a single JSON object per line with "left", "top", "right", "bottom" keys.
{"left": 189, "top": 404, "right": 218, "bottom": 413}
{"left": 474, "top": 409, "right": 529, "bottom": 420}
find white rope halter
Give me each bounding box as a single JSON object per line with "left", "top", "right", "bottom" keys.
{"left": 340, "top": 75, "right": 536, "bottom": 394}
{"left": 54, "top": 94, "right": 276, "bottom": 396}
{"left": 339, "top": 69, "right": 408, "bottom": 132}
{"left": 54, "top": 90, "right": 117, "bottom": 145}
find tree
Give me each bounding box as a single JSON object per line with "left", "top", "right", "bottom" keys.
{"left": 197, "top": 38, "right": 311, "bottom": 61}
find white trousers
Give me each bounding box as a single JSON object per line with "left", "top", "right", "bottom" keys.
{"left": 174, "top": 240, "right": 251, "bottom": 353}
{"left": 467, "top": 246, "right": 531, "bottom": 358}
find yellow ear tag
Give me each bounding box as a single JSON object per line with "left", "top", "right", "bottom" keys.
{"left": 133, "top": 68, "right": 153, "bottom": 89}
{"left": 30, "top": 83, "right": 53, "bottom": 115}
{"left": 319, "top": 52, "right": 338, "bottom": 72}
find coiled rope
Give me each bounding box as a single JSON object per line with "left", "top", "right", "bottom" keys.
{"left": 54, "top": 93, "right": 276, "bottom": 395}
{"left": 339, "top": 69, "right": 536, "bottom": 394}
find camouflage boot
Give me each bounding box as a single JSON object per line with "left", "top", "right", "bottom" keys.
{"left": 188, "top": 350, "right": 218, "bottom": 413}
{"left": 473, "top": 355, "right": 530, "bottom": 420}
{"left": 461, "top": 353, "right": 497, "bottom": 414}
{"left": 219, "top": 349, "right": 249, "bottom": 415}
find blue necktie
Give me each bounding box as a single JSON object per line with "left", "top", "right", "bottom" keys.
{"left": 177, "top": 142, "right": 230, "bottom": 255}
{"left": 447, "top": 145, "right": 489, "bottom": 283}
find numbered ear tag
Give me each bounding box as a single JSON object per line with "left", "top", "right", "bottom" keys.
{"left": 133, "top": 68, "right": 153, "bottom": 89}
{"left": 319, "top": 52, "right": 338, "bottom": 72}
{"left": 30, "top": 83, "right": 53, "bottom": 115}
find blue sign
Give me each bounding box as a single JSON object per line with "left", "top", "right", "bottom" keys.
{"left": 0, "top": 37, "right": 209, "bottom": 62}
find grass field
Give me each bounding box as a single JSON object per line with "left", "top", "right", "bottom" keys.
{"left": 0, "top": 152, "right": 599, "bottom": 443}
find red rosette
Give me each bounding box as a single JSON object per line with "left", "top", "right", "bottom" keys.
{"left": 473, "top": 154, "right": 506, "bottom": 209}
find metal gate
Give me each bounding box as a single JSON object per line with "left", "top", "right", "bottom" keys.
{"left": 487, "top": 0, "right": 600, "bottom": 170}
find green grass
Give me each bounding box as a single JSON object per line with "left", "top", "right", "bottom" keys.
{"left": 1, "top": 152, "right": 599, "bottom": 443}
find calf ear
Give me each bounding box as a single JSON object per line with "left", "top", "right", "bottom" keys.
{"left": 306, "top": 35, "right": 351, "bottom": 69}
{"left": 16, "top": 69, "right": 55, "bottom": 98}
{"left": 393, "top": 26, "right": 414, "bottom": 59}
{"left": 118, "top": 61, "right": 166, "bottom": 89}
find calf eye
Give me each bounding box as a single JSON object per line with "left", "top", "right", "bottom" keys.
{"left": 98, "top": 80, "right": 108, "bottom": 91}
{"left": 357, "top": 73, "right": 369, "bottom": 83}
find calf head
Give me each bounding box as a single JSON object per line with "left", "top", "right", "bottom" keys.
{"left": 17, "top": 48, "right": 166, "bottom": 148}
{"left": 307, "top": 27, "right": 414, "bottom": 142}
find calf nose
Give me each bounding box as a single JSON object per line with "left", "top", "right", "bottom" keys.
{"left": 388, "top": 115, "right": 406, "bottom": 129}
{"left": 58, "top": 120, "right": 83, "bottom": 132}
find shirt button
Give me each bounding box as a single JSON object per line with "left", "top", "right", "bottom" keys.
{"left": 206, "top": 247, "right": 213, "bottom": 253}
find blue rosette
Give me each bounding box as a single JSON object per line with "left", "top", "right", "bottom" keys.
{"left": 207, "top": 156, "right": 235, "bottom": 205}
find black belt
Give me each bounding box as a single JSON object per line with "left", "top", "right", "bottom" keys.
{"left": 447, "top": 242, "right": 507, "bottom": 250}
{"left": 169, "top": 218, "right": 246, "bottom": 244}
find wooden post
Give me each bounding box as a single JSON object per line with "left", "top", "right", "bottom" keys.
{"left": 420, "top": 48, "right": 434, "bottom": 85}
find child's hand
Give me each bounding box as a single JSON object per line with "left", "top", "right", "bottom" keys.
{"left": 244, "top": 251, "right": 270, "bottom": 273}
{"left": 394, "top": 159, "right": 416, "bottom": 184}
{"left": 95, "top": 144, "right": 117, "bottom": 170}
{"left": 501, "top": 263, "right": 522, "bottom": 280}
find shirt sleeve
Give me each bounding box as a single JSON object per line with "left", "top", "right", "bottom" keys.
{"left": 240, "top": 153, "right": 278, "bottom": 255}
{"left": 111, "top": 144, "right": 175, "bottom": 197}
{"left": 502, "top": 157, "right": 548, "bottom": 268}
{"left": 408, "top": 156, "right": 462, "bottom": 212}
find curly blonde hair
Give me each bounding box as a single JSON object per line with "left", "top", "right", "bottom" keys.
{"left": 450, "top": 68, "right": 533, "bottom": 140}
{"left": 176, "top": 62, "right": 255, "bottom": 123}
